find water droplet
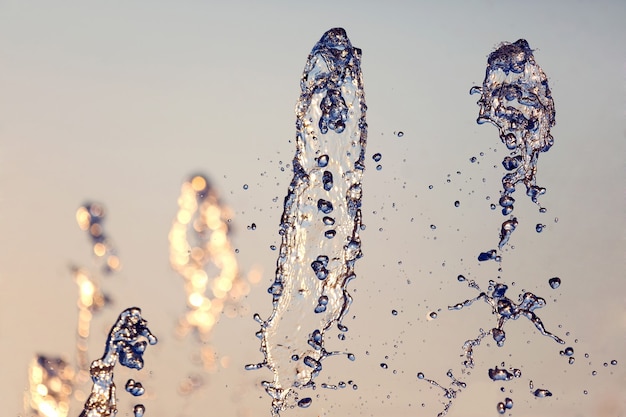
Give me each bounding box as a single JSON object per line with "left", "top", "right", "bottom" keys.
{"left": 457, "top": 274, "right": 466, "bottom": 282}
{"left": 391, "top": 309, "right": 398, "bottom": 316}
{"left": 564, "top": 346, "right": 574, "bottom": 356}
{"left": 243, "top": 184, "right": 249, "bottom": 190}
{"left": 376, "top": 164, "right": 382, "bottom": 171}
{"left": 417, "top": 372, "right": 425, "bottom": 379}
{"left": 536, "top": 223, "right": 545, "bottom": 233}
{"left": 470, "top": 156, "right": 477, "bottom": 163}
{"left": 504, "top": 397, "right": 513, "bottom": 409}
{"left": 269, "top": 245, "right": 276, "bottom": 250}
{"left": 397, "top": 131, "right": 404, "bottom": 137}
{"left": 430, "top": 224, "right": 436, "bottom": 230}
{"left": 372, "top": 153, "right": 382, "bottom": 162}
{"left": 532, "top": 388, "right": 552, "bottom": 398}
{"left": 428, "top": 311, "right": 438, "bottom": 319}
{"left": 568, "top": 357, "right": 575, "bottom": 365}
{"left": 496, "top": 402, "right": 506, "bottom": 414}
{"left": 548, "top": 277, "right": 561, "bottom": 289}
{"left": 454, "top": 200, "right": 460, "bottom": 207}
{"left": 611, "top": 359, "right": 618, "bottom": 365}
{"left": 380, "top": 363, "right": 388, "bottom": 369}
{"left": 133, "top": 404, "right": 145, "bottom": 417}
{"left": 347, "top": 353, "right": 355, "bottom": 361}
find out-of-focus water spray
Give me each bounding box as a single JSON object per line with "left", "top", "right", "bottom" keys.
{"left": 470, "top": 39, "right": 555, "bottom": 252}
{"left": 72, "top": 267, "right": 110, "bottom": 382}
{"left": 169, "top": 174, "right": 251, "bottom": 372}
{"left": 247, "top": 27, "right": 367, "bottom": 414}
{"left": 25, "top": 356, "right": 75, "bottom": 417}
{"left": 76, "top": 203, "right": 121, "bottom": 273}
{"left": 77, "top": 307, "right": 157, "bottom": 417}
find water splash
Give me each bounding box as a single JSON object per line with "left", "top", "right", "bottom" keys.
{"left": 76, "top": 203, "right": 121, "bottom": 273}
{"left": 78, "top": 307, "right": 157, "bottom": 417}
{"left": 25, "top": 355, "right": 74, "bottom": 417}
{"left": 168, "top": 174, "right": 250, "bottom": 370}
{"left": 470, "top": 39, "right": 555, "bottom": 250}
{"left": 247, "top": 27, "right": 367, "bottom": 414}
{"left": 449, "top": 278, "right": 564, "bottom": 350}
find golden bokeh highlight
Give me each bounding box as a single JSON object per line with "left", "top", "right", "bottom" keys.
{"left": 25, "top": 356, "right": 74, "bottom": 417}
{"left": 169, "top": 175, "right": 253, "bottom": 370}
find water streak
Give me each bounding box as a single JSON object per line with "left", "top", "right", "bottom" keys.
{"left": 470, "top": 39, "right": 555, "bottom": 250}
{"left": 78, "top": 307, "right": 157, "bottom": 417}
{"left": 248, "top": 27, "right": 367, "bottom": 414}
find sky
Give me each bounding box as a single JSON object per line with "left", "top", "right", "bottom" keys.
{"left": 1, "top": 1, "right": 625, "bottom": 416}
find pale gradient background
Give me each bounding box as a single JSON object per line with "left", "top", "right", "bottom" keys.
{"left": 1, "top": 1, "right": 625, "bottom": 416}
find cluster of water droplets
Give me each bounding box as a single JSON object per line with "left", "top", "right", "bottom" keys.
{"left": 78, "top": 307, "right": 157, "bottom": 417}
{"left": 470, "top": 39, "right": 555, "bottom": 252}
{"left": 247, "top": 27, "right": 367, "bottom": 415}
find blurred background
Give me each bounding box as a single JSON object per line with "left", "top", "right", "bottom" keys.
{"left": 1, "top": 1, "right": 624, "bottom": 416}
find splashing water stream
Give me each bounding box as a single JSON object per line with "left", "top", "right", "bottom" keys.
{"left": 78, "top": 307, "right": 157, "bottom": 417}
{"left": 247, "top": 27, "right": 367, "bottom": 414}
{"left": 470, "top": 39, "right": 555, "bottom": 251}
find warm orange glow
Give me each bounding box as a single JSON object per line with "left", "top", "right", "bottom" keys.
{"left": 191, "top": 175, "right": 207, "bottom": 192}
{"left": 169, "top": 175, "right": 257, "bottom": 370}
{"left": 93, "top": 243, "right": 106, "bottom": 257}
{"left": 25, "top": 356, "right": 73, "bottom": 417}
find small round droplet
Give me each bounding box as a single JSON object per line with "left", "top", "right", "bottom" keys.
{"left": 430, "top": 224, "right": 436, "bottom": 230}
{"left": 270, "top": 245, "right": 276, "bottom": 250}
{"left": 380, "top": 363, "right": 388, "bottom": 369}
{"left": 396, "top": 131, "right": 404, "bottom": 137}
{"left": 454, "top": 200, "right": 460, "bottom": 207}
{"left": 372, "top": 153, "right": 382, "bottom": 162}
{"left": 417, "top": 372, "right": 425, "bottom": 379}
{"left": 548, "top": 277, "right": 561, "bottom": 289}
{"left": 568, "top": 357, "right": 575, "bottom": 365}
{"left": 496, "top": 402, "right": 506, "bottom": 414}
{"left": 133, "top": 404, "right": 145, "bottom": 417}
{"left": 564, "top": 346, "right": 574, "bottom": 356}
{"left": 376, "top": 164, "right": 382, "bottom": 171}
{"left": 536, "top": 223, "right": 545, "bottom": 233}
{"left": 611, "top": 359, "right": 618, "bottom": 365}
{"left": 470, "top": 156, "right": 477, "bottom": 163}
{"left": 243, "top": 184, "right": 249, "bottom": 190}
{"left": 347, "top": 353, "right": 355, "bottom": 361}
{"left": 457, "top": 274, "right": 466, "bottom": 282}
{"left": 391, "top": 309, "right": 398, "bottom": 316}
{"left": 504, "top": 397, "right": 513, "bottom": 409}
{"left": 428, "top": 311, "right": 438, "bottom": 319}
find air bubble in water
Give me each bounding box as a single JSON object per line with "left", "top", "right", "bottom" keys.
{"left": 372, "top": 153, "right": 382, "bottom": 162}
{"left": 396, "top": 131, "right": 404, "bottom": 137}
